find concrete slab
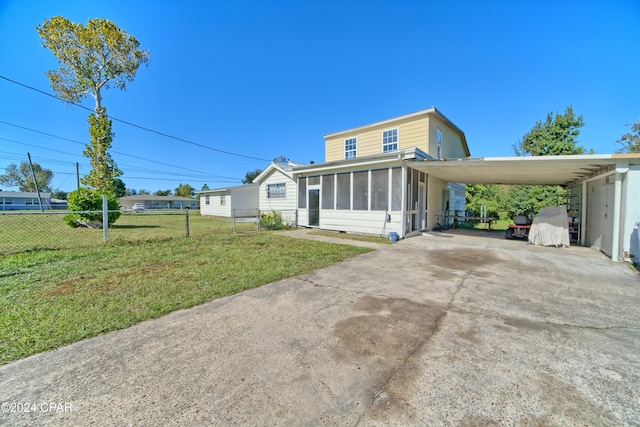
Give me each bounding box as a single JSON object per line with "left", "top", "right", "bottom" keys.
{"left": 1, "top": 230, "right": 639, "bottom": 426}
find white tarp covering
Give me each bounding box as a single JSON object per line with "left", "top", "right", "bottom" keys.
{"left": 528, "top": 206, "right": 570, "bottom": 247}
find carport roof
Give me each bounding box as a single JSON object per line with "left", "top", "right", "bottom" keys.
{"left": 409, "top": 153, "right": 640, "bottom": 186}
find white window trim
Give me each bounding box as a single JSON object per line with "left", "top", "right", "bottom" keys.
{"left": 267, "top": 183, "right": 286, "bottom": 199}
{"left": 345, "top": 137, "right": 357, "bottom": 159}
{"left": 382, "top": 128, "right": 399, "bottom": 153}
{"left": 220, "top": 194, "right": 226, "bottom": 205}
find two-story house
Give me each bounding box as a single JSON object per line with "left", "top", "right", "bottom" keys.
{"left": 294, "top": 107, "right": 470, "bottom": 237}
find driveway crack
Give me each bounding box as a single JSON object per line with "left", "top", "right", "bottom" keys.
{"left": 353, "top": 267, "right": 474, "bottom": 426}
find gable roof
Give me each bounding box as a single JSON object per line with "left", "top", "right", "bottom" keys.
{"left": 196, "top": 183, "right": 258, "bottom": 194}
{"left": 323, "top": 107, "right": 470, "bottom": 157}
{"left": 253, "top": 163, "right": 295, "bottom": 184}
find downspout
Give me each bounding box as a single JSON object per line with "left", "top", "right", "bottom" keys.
{"left": 611, "top": 160, "right": 629, "bottom": 262}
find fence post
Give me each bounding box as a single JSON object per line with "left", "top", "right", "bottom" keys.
{"left": 102, "top": 195, "right": 108, "bottom": 243}
{"left": 185, "top": 207, "right": 190, "bottom": 237}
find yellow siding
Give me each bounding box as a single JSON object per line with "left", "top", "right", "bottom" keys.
{"left": 428, "top": 116, "right": 467, "bottom": 159}
{"left": 325, "top": 116, "right": 431, "bottom": 162}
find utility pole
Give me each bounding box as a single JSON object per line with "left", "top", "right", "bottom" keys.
{"left": 27, "top": 152, "right": 44, "bottom": 212}
{"left": 76, "top": 162, "right": 80, "bottom": 190}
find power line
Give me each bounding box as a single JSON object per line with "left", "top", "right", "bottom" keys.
{"left": 0, "top": 123, "right": 242, "bottom": 181}
{"left": 0, "top": 75, "right": 272, "bottom": 162}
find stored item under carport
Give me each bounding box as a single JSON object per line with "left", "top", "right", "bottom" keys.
{"left": 505, "top": 215, "right": 532, "bottom": 239}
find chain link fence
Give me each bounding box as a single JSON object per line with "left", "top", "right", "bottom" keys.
{"left": 0, "top": 209, "right": 261, "bottom": 255}
{"left": 0, "top": 208, "right": 302, "bottom": 255}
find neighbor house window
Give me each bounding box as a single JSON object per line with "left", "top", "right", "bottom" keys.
{"left": 205, "top": 195, "right": 210, "bottom": 205}
{"left": 1, "top": 198, "right": 12, "bottom": 205}
{"left": 220, "top": 195, "right": 226, "bottom": 205}
{"left": 267, "top": 183, "right": 286, "bottom": 199}
{"left": 382, "top": 128, "right": 398, "bottom": 152}
{"left": 345, "top": 137, "right": 357, "bottom": 159}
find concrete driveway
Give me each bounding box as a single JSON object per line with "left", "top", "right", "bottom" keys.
{"left": 1, "top": 230, "right": 639, "bottom": 426}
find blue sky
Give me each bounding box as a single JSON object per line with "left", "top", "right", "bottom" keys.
{"left": 1, "top": 0, "right": 638, "bottom": 194}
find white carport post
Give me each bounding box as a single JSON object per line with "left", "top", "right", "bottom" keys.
{"left": 611, "top": 160, "right": 629, "bottom": 262}
{"left": 580, "top": 181, "right": 587, "bottom": 245}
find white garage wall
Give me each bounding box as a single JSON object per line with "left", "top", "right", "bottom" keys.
{"left": 622, "top": 166, "right": 640, "bottom": 260}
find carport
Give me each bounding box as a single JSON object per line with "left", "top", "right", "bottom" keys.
{"left": 409, "top": 153, "right": 640, "bottom": 262}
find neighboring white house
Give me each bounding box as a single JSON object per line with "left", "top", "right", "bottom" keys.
{"left": 0, "top": 191, "right": 61, "bottom": 210}
{"left": 253, "top": 162, "right": 299, "bottom": 225}
{"left": 198, "top": 184, "right": 258, "bottom": 217}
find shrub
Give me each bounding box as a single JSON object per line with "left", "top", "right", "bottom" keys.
{"left": 259, "top": 210, "right": 291, "bottom": 230}
{"left": 64, "top": 188, "right": 121, "bottom": 228}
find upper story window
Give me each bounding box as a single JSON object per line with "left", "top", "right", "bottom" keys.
{"left": 267, "top": 183, "right": 286, "bottom": 199}
{"left": 345, "top": 137, "right": 357, "bottom": 159}
{"left": 437, "top": 130, "right": 442, "bottom": 159}
{"left": 382, "top": 128, "right": 398, "bottom": 152}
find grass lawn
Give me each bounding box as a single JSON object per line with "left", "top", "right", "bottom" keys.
{"left": 0, "top": 211, "right": 256, "bottom": 254}
{"left": 456, "top": 218, "right": 510, "bottom": 231}
{"left": 0, "top": 232, "right": 371, "bottom": 365}
{"left": 307, "top": 229, "right": 392, "bottom": 244}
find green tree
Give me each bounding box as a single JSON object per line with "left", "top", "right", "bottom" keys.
{"left": 201, "top": 184, "right": 210, "bottom": 191}
{"left": 242, "top": 169, "right": 262, "bottom": 184}
{"left": 273, "top": 155, "right": 289, "bottom": 165}
{"left": 615, "top": 120, "right": 640, "bottom": 153}
{"left": 37, "top": 16, "right": 149, "bottom": 193}
{"left": 51, "top": 189, "right": 68, "bottom": 200}
{"left": 154, "top": 189, "right": 172, "bottom": 196}
{"left": 514, "top": 106, "right": 590, "bottom": 156}
{"left": 0, "top": 161, "right": 54, "bottom": 192}
{"left": 465, "top": 184, "right": 505, "bottom": 218}
{"left": 64, "top": 188, "right": 120, "bottom": 228}
{"left": 137, "top": 189, "right": 149, "bottom": 195}
{"left": 113, "top": 178, "right": 127, "bottom": 198}
{"left": 174, "top": 183, "right": 195, "bottom": 198}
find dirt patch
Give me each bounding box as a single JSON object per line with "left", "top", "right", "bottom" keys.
{"left": 331, "top": 295, "right": 446, "bottom": 418}
{"left": 331, "top": 296, "right": 444, "bottom": 364}
{"left": 425, "top": 248, "right": 502, "bottom": 272}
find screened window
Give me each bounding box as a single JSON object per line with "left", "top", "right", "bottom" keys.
{"left": 391, "top": 168, "right": 402, "bottom": 211}
{"left": 383, "top": 128, "right": 398, "bottom": 152}
{"left": 321, "top": 174, "right": 334, "bottom": 209}
{"left": 267, "top": 183, "right": 286, "bottom": 199}
{"left": 336, "top": 173, "right": 351, "bottom": 210}
{"left": 371, "top": 169, "right": 389, "bottom": 211}
{"left": 220, "top": 195, "right": 226, "bottom": 205}
{"left": 205, "top": 195, "right": 210, "bottom": 205}
{"left": 352, "top": 171, "right": 368, "bottom": 210}
{"left": 345, "top": 137, "right": 357, "bottom": 159}
{"left": 298, "top": 177, "right": 306, "bottom": 208}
